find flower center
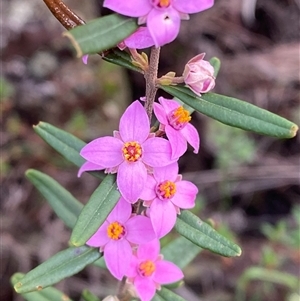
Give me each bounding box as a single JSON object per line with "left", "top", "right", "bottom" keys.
{"left": 122, "top": 141, "right": 142, "bottom": 162}
{"left": 156, "top": 180, "right": 176, "bottom": 200}
{"left": 168, "top": 106, "right": 191, "bottom": 130}
{"left": 107, "top": 221, "right": 126, "bottom": 240}
{"left": 138, "top": 260, "right": 156, "bottom": 277}
{"left": 152, "top": 0, "right": 171, "bottom": 8}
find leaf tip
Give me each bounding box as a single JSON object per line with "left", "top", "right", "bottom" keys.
{"left": 14, "top": 282, "right": 22, "bottom": 292}
{"left": 290, "top": 124, "right": 299, "bottom": 138}
{"left": 63, "top": 31, "right": 83, "bottom": 58}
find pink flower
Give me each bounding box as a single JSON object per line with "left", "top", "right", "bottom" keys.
{"left": 126, "top": 239, "right": 184, "bottom": 301}
{"left": 183, "top": 53, "right": 215, "bottom": 96}
{"left": 118, "top": 27, "right": 155, "bottom": 50}
{"left": 153, "top": 97, "right": 200, "bottom": 159}
{"left": 104, "top": 0, "right": 214, "bottom": 47}
{"left": 140, "top": 162, "right": 198, "bottom": 237}
{"left": 87, "top": 197, "right": 156, "bottom": 280}
{"left": 80, "top": 100, "right": 175, "bottom": 203}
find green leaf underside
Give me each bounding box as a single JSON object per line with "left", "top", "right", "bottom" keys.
{"left": 26, "top": 169, "right": 83, "bottom": 229}
{"left": 161, "top": 236, "right": 202, "bottom": 269}
{"left": 156, "top": 287, "right": 186, "bottom": 301}
{"left": 209, "top": 57, "right": 221, "bottom": 77}
{"left": 14, "top": 247, "right": 101, "bottom": 294}
{"left": 176, "top": 211, "right": 242, "bottom": 257}
{"left": 64, "top": 14, "right": 138, "bottom": 57}
{"left": 103, "top": 48, "right": 143, "bottom": 73}
{"left": 160, "top": 85, "right": 298, "bottom": 138}
{"left": 70, "top": 174, "right": 120, "bottom": 246}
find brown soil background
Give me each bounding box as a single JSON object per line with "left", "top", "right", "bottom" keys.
{"left": 1, "top": 0, "right": 300, "bottom": 300}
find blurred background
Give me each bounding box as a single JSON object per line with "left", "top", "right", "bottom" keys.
{"left": 1, "top": 0, "right": 300, "bottom": 300}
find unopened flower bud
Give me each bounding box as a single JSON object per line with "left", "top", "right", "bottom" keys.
{"left": 183, "top": 53, "right": 215, "bottom": 96}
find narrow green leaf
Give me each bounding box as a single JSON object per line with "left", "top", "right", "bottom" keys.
{"left": 161, "top": 236, "right": 202, "bottom": 269}
{"left": 11, "top": 273, "right": 74, "bottom": 301}
{"left": 209, "top": 57, "right": 221, "bottom": 77}
{"left": 93, "top": 257, "right": 107, "bottom": 269}
{"left": 25, "top": 169, "right": 83, "bottom": 229}
{"left": 64, "top": 14, "right": 137, "bottom": 57}
{"left": 156, "top": 287, "right": 186, "bottom": 301}
{"left": 81, "top": 289, "right": 101, "bottom": 301}
{"left": 160, "top": 85, "right": 298, "bottom": 138}
{"left": 70, "top": 174, "right": 120, "bottom": 246}
{"left": 176, "top": 211, "right": 242, "bottom": 257}
{"left": 103, "top": 48, "right": 143, "bottom": 73}
{"left": 33, "top": 122, "right": 86, "bottom": 167}
{"left": 14, "top": 246, "right": 101, "bottom": 293}
{"left": 152, "top": 294, "right": 166, "bottom": 301}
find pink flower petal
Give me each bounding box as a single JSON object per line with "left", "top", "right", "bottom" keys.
{"left": 180, "top": 123, "right": 200, "bottom": 154}
{"left": 126, "top": 216, "right": 156, "bottom": 244}
{"left": 104, "top": 239, "right": 132, "bottom": 280}
{"left": 149, "top": 199, "right": 177, "bottom": 238}
{"left": 153, "top": 102, "right": 168, "bottom": 125}
{"left": 165, "top": 125, "right": 187, "bottom": 159}
{"left": 86, "top": 221, "right": 110, "bottom": 247}
{"left": 173, "top": 0, "right": 214, "bottom": 14}
{"left": 147, "top": 7, "right": 181, "bottom": 47}
{"left": 77, "top": 161, "right": 104, "bottom": 177}
{"left": 139, "top": 174, "right": 157, "bottom": 200}
{"left": 119, "top": 101, "right": 150, "bottom": 143}
{"left": 153, "top": 260, "right": 184, "bottom": 284}
{"left": 80, "top": 137, "right": 123, "bottom": 167}
{"left": 153, "top": 162, "right": 179, "bottom": 183}
{"left": 82, "top": 54, "right": 89, "bottom": 65}
{"left": 171, "top": 181, "right": 198, "bottom": 209}
{"left": 158, "top": 97, "right": 180, "bottom": 114}
{"left": 142, "top": 137, "right": 173, "bottom": 167}
{"left": 107, "top": 197, "right": 132, "bottom": 223}
{"left": 134, "top": 275, "right": 157, "bottom": 301}
{"left": 137, "top": 239, "right": 160, "bottom": 261}
{"left": 103, "top": 0, "right": 151, "bottom": 17}
{"left": 117, "top": 160, "right": 147, "bottom": 203}
{"left": 126, "top": 254, "right": 139, "bottom": 278}
{"left": 123, "top": 27, "right": 155, "bottom": 49}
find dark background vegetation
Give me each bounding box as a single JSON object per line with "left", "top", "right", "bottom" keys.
{"left": 1, "top": 0, "right": 300, "bottom": 300}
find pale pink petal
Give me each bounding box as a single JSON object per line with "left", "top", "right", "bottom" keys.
{"left": 126, "top": 254, "right": 139, "bottom": 278}
{"left": 137, "top": 239, "right": 160, "bottom": 261}
{"left": 134, "top": 276, "right": 157, "bottom": 301}
{"left": 171, "top": 181, "right": 198, "bottom": 209}
{"left": 139, "top": 174, "right": 157, "bottom": 200}
{"left": 173, "top": 0, "right": 214, "bottom": 14}
{"left": 104, "top": 239, "right": 132, "bottom": 280}
{"left": 153, "top": 260, "right": 184, "bottom": 284}
{"left": 147, "top": 7, "right": 181, "bottom": 47}
{"left": 124, "top": 27, "right": 155, "bottom": 49}
{"left": 126, "top": 216, "right": 156, "bottom": 244}
{"left": 80, "top": 137, "right": 123, "bottom": 167}
{"left": 149, "top": 199, "right": 177, "bottom": 238}
{"left": 158, "top": 97, "right": 180, "bottom": 114}
{"left": 107, "top": 197, "right": 132, "bottom": 223}
{"left": 180, "top": 123, "right": 200, "bottom": 154}
{"left": 82, "top": 54, "right": 89, "bottom": 65}
{"left": 117, "top": 161, "right": 147, "bottom": 203}
{"left": 153, "top": 102, "right": 168, "bottom": 125}
{"left": 165, "top": 125, "right": 187, "bottom": 159}
{"left": 142, "top": 137, "right": 173, "bottom": 167}
{"left": 153, "top": 162, "right": 179, "bottom": 183}
{"left": 86, "top": 221, "right": 110, "bottom": 247}
{"left": 103, "top": 0, "right": 151, "bottom": 17}
{"left": 119, "top": 101, "right": 150, "bottom": 143}
{"left": 77, "top": 161, "right": 104, "bottom": 177}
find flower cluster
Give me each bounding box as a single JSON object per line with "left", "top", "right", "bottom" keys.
{"left": 79, "top": 98, "right": 200, "bottom": 300}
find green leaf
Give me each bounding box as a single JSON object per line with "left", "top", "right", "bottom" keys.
{"left": 64, "top": 14, "right": 137, "bottom": 57}
{"left": 81, "top": 289, "right": 101, "bottom": 301}
{"left": 93, "top": 257, "right": 107, "bottom": 269}
{"left": 70, "top": 174, "right": 120, "bottom": 246}
{"left": 11, "top": 273, "right": 74, "bottom": 301}
{"left": 14, "top": 246, "right": 101, "bottom": 293}
{"left": 103, "top": 48, "right": 143, "bottom": 73}
{"left": 152, "top": 295, "right": 166, "bottom": 301}
{"left": 161, "top": 236, "right": 202, "bottom": 269}
{"left": 156, "top": 287, "right": 186, "bottom": 301}
{"left": 25, "top": 169, "right": 83, "bottom": 229}
{"left": 176, "top": 210, "right": 242, "bottom": 257}
{"left": 160, "top": 85, "right": 298, "bottom": 138}
{"left": 209, "top": 57, "right": 221, "bottom": 77}
{"left": 34, "top": 122, "right": 86, "bottom": 167}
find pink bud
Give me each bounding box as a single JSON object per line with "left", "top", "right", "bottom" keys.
{"left": 183, "top": 53, "right": 215, "bottom": 96}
